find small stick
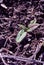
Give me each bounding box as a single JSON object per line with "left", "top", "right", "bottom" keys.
{"left": 1, "top": 4, "right": 7, "bottom": 9}
{"left": 0, "top": 53, "right": 8, "bottom": 65}
{"left": 1, "top": 54, "right": 44, "bottom": 64}
{"left": 33, "top": 41, "right": 44, "bottom": 59}
{"left": 0, "top": 48, "right": 14, "bottom": 55}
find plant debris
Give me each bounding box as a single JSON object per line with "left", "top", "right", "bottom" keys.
{"left": 0, "top": 0, "right": 44, "bottom": 65}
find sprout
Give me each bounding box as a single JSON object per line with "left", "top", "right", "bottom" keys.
{"left": 16, "top": 18, "right": 40, "bottom": 43}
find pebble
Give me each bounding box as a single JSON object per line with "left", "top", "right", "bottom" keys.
{"left": 24, "top": 44, "right": 29, "bottom": 48}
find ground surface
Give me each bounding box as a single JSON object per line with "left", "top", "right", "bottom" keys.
{"left": 0, "top": 0, "right": 44, "bottom": 65}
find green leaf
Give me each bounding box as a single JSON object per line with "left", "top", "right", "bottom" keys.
{"left": 30, "top": 18, "right": 36, "bottom": 24}
{"left": 27, "top": 24, "right": 40, "bottom": 32}
{"left": 16, "top": 29, "right": 27, "bottom": 43}
{"left": 18, "top": 24, "right": 26, "bottom": 29}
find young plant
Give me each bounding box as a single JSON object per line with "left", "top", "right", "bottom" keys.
{"left": 16, "top": 18, "right": 40, "bottom": 43}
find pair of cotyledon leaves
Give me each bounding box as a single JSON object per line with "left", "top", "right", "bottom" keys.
{"left": 16, "top": 18, "right": 40, "bottom": 43}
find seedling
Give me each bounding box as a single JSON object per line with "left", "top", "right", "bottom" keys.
{"left": 16, "top": 18, "right": 40, "bottom": 43}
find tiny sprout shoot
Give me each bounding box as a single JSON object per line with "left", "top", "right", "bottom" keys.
{"left": 16, "top": 18, "right": 40, "bottom": 43}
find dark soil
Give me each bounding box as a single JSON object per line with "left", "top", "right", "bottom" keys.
{"left": 0, "top": 0, "right": 44, "bottom": 65}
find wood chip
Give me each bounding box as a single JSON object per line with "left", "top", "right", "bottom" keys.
{"left": 1, "top": 4, "right": 7, "bottom": 9}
